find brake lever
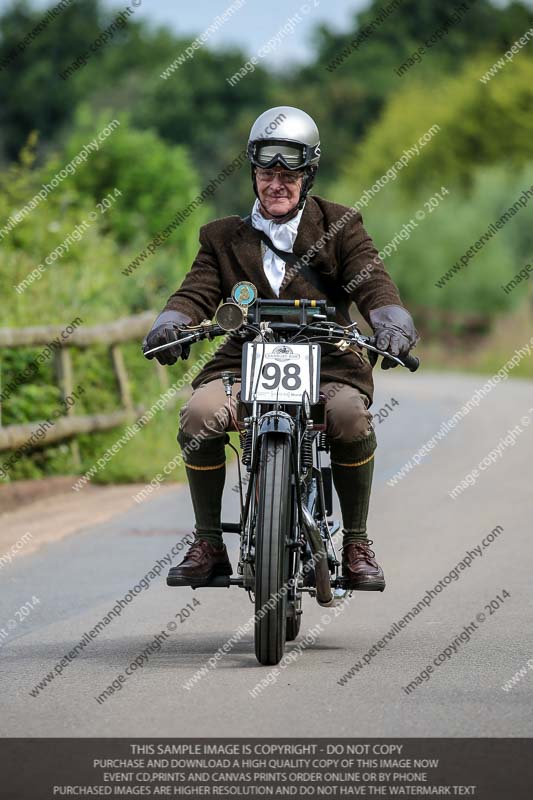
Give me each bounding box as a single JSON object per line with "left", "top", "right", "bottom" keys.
{"left": 357, "top": 334, "right": 420, "bottom": 372}
{"left": 142, "top": 324, "right": 225, "bottom": 359}
{"left": 142, "top": 333, "right": 195, "bottom": 359}
{"left": 356, "top": 336, "right": 403, "bottom": 365}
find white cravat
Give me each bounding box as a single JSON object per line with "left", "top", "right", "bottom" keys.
{"left": 250, "top": 199, "right": 305, "bottom": 296}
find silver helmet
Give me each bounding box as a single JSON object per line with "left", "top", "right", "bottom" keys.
{"left": 247, "top": 106, "right": 321, "bottom": 170}
{"left": 247, "top": 106, "right": 321, "bottom": 214}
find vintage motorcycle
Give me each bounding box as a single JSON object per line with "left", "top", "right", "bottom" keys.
{"left": 144, "top": 282, "right": 419, "bottom": 666}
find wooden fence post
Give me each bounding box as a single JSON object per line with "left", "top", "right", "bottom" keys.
{"left": 110, "top": 344, "right": 133, "bottom": 411}
{"left": 54, "top": 348, "right": 81, "bottom": 468}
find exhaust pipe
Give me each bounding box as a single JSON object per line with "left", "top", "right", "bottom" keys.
{"left": 300, "top": 506, "right": 334, "bottom": 607}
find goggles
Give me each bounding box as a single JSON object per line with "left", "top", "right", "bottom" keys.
{"left": 247, "top": 138, "right": 319, "bottom": 170}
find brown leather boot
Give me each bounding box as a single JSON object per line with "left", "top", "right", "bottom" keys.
{"left": 342, "top": 540, "right": 385, "bottom": 591}
{"left": 167, "top": 539, "right": 232, "bottom": 587}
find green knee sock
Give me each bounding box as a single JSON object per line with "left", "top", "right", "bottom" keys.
{"left": 178, "top": 430, "right": 227, "bottom": 547}
{"left": 330, "top": 429, "right": 377, "bottom": 547}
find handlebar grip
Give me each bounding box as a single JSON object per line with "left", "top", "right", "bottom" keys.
{"left": 366, "top": 336, "right": 420, "bottom": 371}
{"left": 399, "top": 353, "right": 420, "bottom": 372}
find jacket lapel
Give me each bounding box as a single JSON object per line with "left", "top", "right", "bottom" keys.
{"left": 279, "top": 197, "right": 324, "bottom": 293}
{"left": 229, "top": 218, "right": 277, "bottom": 299}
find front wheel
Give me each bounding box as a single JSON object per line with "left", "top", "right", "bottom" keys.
{"left": 254, "top": 433, "right": 292, "bottom": 666}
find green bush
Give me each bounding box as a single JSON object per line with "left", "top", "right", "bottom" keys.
{"left": 339, "top": 56, "right": 533, "bottom": 197}
{"left": 0, "top": 115, "right": 211, "bottom": 483}
{"left": 341, "top": 163, "right": 533, "bottom": 331}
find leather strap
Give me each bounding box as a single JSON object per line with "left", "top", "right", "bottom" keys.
{"left": 242, "top": 215, "right": 351, "bottom": 321}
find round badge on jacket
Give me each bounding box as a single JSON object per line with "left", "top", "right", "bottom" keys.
{"left": 232, "top": 281, "right": 257, "bottom": 307}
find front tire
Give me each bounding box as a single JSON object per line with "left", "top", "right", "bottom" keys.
{"left": 254, "top": 434, "right": 292, "bottom": 666}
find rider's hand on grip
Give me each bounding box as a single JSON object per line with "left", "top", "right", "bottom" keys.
{"left": 368, "top": 304, "right": 418, "bottom": 370}
{"left": 142, "top": 310, "right": 192, "bottom": 365}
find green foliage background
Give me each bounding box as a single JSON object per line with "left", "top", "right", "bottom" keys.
{"left": 1, "top": 0, "right": 532, "bottom": 482}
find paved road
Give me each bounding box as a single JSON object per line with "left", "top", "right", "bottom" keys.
{"left": 1, "top": 372, "right": 532, "bottom": 736}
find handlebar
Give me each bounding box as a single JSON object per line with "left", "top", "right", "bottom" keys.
{"left": 396, "top": 352, "right": 419, "bottom": 372}
{"left": 143, "top": 317, "right": 420, "bottom": 372}
{"left": 363, "top": 335, "right": 420, "bottom": 373}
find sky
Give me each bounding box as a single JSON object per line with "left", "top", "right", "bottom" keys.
{"left": 0, "top": 0, "right": 518, "bottom": 65}
{"left": 129, "top": 0, "right": 367, "bottom": 63}
{"left": 0, "top": 0, "right": 372, "bottom": 64}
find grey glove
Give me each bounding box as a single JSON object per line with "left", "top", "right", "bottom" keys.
{"left": 368, "top": 305, "right": 418, "bottom": 370}
{"left": 142, "top": 310, "right": 192, "bottom": 365}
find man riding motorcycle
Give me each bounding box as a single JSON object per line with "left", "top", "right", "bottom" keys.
{"left": 143, "top": 106, "right": 418, "bottom": 591}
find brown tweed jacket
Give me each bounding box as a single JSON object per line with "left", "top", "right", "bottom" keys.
{"left": 163, "top": 195, "right": 404, "bottom": 404}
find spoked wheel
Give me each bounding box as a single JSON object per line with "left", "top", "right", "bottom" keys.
{"left": 254, "top": 433, "right": 292, "bottom": 665}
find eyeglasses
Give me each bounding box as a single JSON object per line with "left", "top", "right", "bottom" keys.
{"left": 255, "top": 168, "right": 303, "bottom": 185}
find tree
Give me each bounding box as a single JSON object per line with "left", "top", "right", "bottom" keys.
{"left": 337, "top": 55, "right": 533, "bottom": 196}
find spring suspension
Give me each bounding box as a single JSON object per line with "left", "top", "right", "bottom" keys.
{"left": 301, "top": 429, "right": 314, "bottom": 470}
{"left": 317, "top": 432, "right": 329, "bottom": 452}
{"left": 240, "top": 428, "right": 253, "bottom": 466}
